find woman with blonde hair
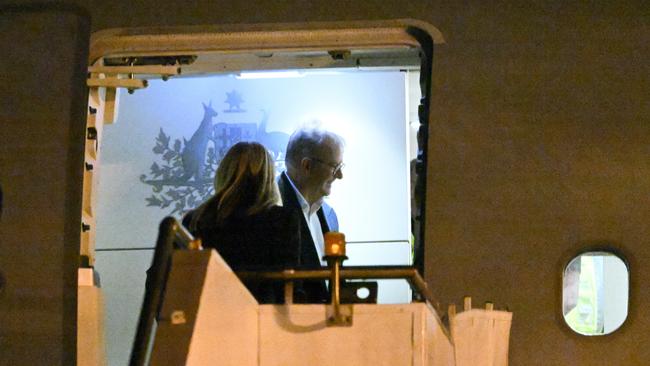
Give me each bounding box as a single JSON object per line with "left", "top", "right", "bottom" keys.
{"left": 184, "top": 141, "right": 300, "bottom": 303}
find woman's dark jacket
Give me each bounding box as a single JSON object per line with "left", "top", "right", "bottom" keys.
{"left": 183, "top": 203, "right": 301, "bottom": 304}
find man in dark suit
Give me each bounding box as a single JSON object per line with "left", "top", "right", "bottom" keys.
{"left": 278, "top": 127, "right": 344, "bottom": 303}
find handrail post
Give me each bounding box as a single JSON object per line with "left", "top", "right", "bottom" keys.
{"left": 323, "top": 232, "right": 352, "bottom": 326}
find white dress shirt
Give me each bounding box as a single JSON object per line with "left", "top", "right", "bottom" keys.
{"left": 285, "top": 175, "right": 327, "bottom": 266}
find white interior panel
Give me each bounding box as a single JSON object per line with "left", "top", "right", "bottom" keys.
{"left": 94, "top": 250, "right": 153, "bottom": 366}
{"left": 346, "top": 242, "right": 412, "bottom": 303}
{"left": 96, "top": 71, "right": 411, "bottom": 250}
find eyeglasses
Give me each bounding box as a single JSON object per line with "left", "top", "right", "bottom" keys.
{"left": 309, "top": 157, "right": 345, "bottom": 176}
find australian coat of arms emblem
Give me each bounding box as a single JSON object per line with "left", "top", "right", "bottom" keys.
{"left": 139, "top": 91, "right": 289, "bottom": 215}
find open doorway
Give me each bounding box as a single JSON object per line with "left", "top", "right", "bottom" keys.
{"left": 83, "top": 21, "right": 441, "bottom": 365}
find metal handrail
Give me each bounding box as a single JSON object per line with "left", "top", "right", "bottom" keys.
{"left": 130, "top": 216, "right": 443, "bottom": 366}
{"left": 129, "top": 217, "right": 195, "bottom": 366}
{"left": 237, "top": 265, "right": 441, "bottom": 315}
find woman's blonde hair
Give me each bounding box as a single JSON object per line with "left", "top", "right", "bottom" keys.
{"left": 191, "top": 141, "right": 279, "bottom": 228}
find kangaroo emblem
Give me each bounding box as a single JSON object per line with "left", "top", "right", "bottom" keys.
{"left": 256, "top": 110, "right": 289, "bottom": 160}
{"left": 181, "top": 101, "right": 218, "bottom": 181}
{"left": 142, "top": 94, "right": 284, "bottom": 215}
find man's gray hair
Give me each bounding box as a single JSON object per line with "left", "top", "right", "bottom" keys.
{"left": 285, "top": 127, "right": 344, "bottom": 168}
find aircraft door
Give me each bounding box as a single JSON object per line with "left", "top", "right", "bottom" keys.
{"left": 0, "top": 5, "right": 90, "bottom": 365}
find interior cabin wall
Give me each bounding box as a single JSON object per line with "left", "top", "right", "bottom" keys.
{"left": 94, "top": 72, "right": 416, "bottom": 365}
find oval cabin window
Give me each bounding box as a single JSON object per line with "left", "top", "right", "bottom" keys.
{"left": 562, "top": 251, "right": 629, "bottom": 335}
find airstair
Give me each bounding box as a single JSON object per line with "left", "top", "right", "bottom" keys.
{"left": 79, "top": 217, "right": 512, "bottom": 365}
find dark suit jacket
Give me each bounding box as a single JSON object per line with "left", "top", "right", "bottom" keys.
{"left": 278, "top": 171, "right": 338, "bottom": 303}
{"left": 183, "top": 204, "right": 301, "bottom": 304}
